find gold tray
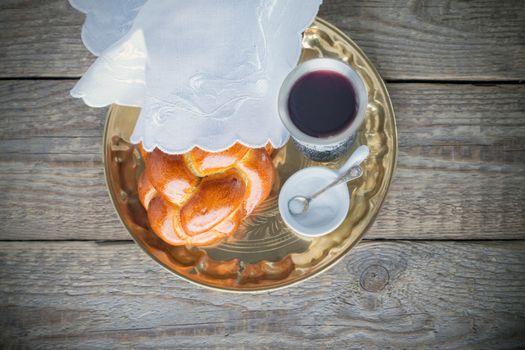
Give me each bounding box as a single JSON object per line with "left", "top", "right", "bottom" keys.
{"left": 103, "top": 18, "right": 397, "bottom": 292}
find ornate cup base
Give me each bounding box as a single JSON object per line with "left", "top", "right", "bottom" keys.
{"left": 292, "top": 134, "right": 356, "bottom": 162}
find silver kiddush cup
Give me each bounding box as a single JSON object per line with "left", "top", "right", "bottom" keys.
{"left": 278, "top": 58, "right": 368, "bottom": 162}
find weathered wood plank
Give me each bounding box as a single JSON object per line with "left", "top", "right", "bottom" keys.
{"left": 1, "top": 81, "right": 524, "bottom": 240}
{"left": 1, "top": 241, "right": 524, "bottom": 349}
{"left": 319, "top": 0, "right": 525, "bottom": 81}
{"left": 377, "top": 83, "right": 525, "bottom": 239}
{"left": 0, "top": 80, "right": 122, "bottom": 240}
{"left": 0, "top": 0, "right": 94, "bottom": 78}
{"left": 0, "top": 0, "right": 524, "bottom": 80}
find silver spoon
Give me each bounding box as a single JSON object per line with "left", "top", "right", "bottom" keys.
{"left": 288, "top": 145, "right": 369, "bottom": 216}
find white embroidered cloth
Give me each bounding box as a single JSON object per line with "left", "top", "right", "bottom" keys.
{"left": 70, "top": 0, "right": 322, "bottom": 153}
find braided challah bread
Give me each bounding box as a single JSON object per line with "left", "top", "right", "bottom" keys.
{"left": 138, "top": 143, "right": 275, "bottom": 246}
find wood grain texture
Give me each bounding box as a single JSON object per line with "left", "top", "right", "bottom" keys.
{"left": 318, "top": 0, "right": 525, "bottom": 81}
{"left": 1, "top": 80, "right": 524, "bottom": 240}
{"left": 375, "top": 83, "right": 525, "bottom": 239}
{"left": 0, "top": 0, "right": 524, "bottom": 80}
{"left": 0, "top": 80, "right": 122, "bottom": 240}
{"left": 1, "top": 241, "right": 524, "bottom": 349}
{"left": 0, "top": 0, "right": 94, "bottom": 78}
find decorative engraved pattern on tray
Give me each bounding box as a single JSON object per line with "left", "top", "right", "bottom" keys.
{"left": 103, "top": 18, "right": 397, "bottom": 292}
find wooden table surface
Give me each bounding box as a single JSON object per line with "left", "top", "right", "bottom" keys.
{"left": 1, "top": 1, "right": 524, "bottom": 349}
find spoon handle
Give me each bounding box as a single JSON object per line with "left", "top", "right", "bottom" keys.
{"left": 308, "top": 146, "right": 369, "bottom": 201}
{"left": 338, "top": 145, "right": 369, "bottom": 175}
{"left": 310, "top": 165, "right": 363, "bottom": 200}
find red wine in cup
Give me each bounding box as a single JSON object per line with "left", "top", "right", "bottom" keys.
{"left": 287, "top": 70, "right": 358, "bottom": 138}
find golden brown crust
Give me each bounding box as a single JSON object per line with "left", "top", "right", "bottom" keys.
{"left": 137, "top": 172, "right": 157, "bottom": 210}
{"left": 212, "top": 207, "right": 245, "bottom": 235}
{"left": 237, "top": 148, "right": 275, "bottom": 215}
{"left": 187, "top": 230, "right": 227, "bottom": 246}
{"left": 145, "top": 149, "right": 199, "bottom": 206}
{"left": 147, "top": 197, "right": 185, "bottom": 246}
{"left": 180, "top": 169, "right": 245, "bottom": 236}
{"left": 264, "top": 143, "right": 273, "bottom": 155}
{"left": 138, "top": 144, "right": 149, "bottom": 161}
{"left": 187, "top": 143, "right": 250, "bottom": 176}
{"left": 139, "top": 143, "right": 274, "bottom": 247}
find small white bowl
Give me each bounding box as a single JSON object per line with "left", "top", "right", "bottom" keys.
{"left": 278, "top": 167, "right": 350, "bottom": 238}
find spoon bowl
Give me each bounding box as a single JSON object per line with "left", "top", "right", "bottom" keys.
{"left": 288, "top": 196, "right": 311, "bottom": 216}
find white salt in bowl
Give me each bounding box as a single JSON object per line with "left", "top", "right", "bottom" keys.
{"left": 278, "top": 166, "right": 350, "bottom": 237}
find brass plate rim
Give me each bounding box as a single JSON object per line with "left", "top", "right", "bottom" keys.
{"left": 102, "top": 17, "right": 398, "bottom": 293}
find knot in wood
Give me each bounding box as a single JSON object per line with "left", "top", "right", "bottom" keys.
{"left": 360, "top": 264, "right": 389, "bottom": 292}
